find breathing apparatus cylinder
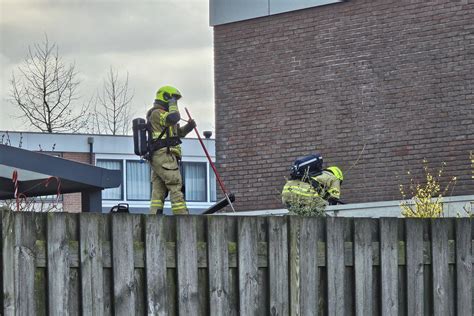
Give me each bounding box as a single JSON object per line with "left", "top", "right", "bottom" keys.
{"left": 290, "top": 153, "right": 323, "bottom": 179}
{"left": 132, "top": 118, "right": 148, "bottom": 156}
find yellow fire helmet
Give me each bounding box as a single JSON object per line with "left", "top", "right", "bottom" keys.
{"left": 155, "top": 85, "right": 182, "bottom": 103}
{"left": 326, "top": 166, "right": 343, "bottom": 181}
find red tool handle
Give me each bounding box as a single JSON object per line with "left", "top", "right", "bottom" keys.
{"left": 184, "top": 107, "right": 229, "bottom": 195}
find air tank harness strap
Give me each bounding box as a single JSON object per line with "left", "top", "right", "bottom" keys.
{"left": 149, "top": 128, "right": 182, "bottom": 153}
{"left": 309, "top": 178, "right": 329, "bottom": 199}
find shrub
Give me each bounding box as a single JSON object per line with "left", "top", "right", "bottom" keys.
{"left": 399, "top": 160, "right": 456, "bottom": 218}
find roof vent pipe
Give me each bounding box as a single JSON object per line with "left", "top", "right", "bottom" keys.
{"left": 87, "top": 137, "right": 94, "bottom": 165}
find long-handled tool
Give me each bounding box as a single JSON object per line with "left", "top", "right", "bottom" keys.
{"left": 185, "top": 107, "right": 236, "bottom": 212}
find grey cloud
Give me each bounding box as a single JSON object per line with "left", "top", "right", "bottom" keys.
{"left": 0, "top": 0, "right": 215, "bottom": 133}
{"left": 1, "top": 1, "right": 211, "bottom": 62}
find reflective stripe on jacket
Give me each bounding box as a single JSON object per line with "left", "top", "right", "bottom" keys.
{"left": 148, "top": 102, "right": 189, "bottom": 158}
{"left": 312, "top": 170, "right": 341, "bottom": 200}
{"left": 282, "top": 171, "right": 341, "bottom": 206}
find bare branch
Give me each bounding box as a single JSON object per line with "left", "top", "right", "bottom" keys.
{"left": 9, "top": 35, "right": 87, "bottom": 133}
{"left": 93, "top": 66, "right": 134, "bottom": 135}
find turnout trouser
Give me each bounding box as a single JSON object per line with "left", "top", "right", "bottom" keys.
{"left": 149, "top": 150, "right": 188, "bottom": 215}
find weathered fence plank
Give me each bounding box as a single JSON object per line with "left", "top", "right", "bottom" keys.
{"left": 112, "top": 214, "right": 136, "bottom": 315}
{"left": 380, "top": 218, "right": 398, "bottom": 315}
{"left": 432, "top": 220, "right": 450, "bottom": 316}
{"left": 131, "top": 215, "right": 146, "bottom": 316}
{"left": 134, "top": 268, "right": 146, "bottom": 316}
{"left": 455, "top": 218, "right": 472, "bottom": 316}
{"left": 18, "top": 213, "right": 42, "bottom": 316}
{"left": 226, "top": 218, "right": 239, "bottom": 316}
{"left": 177, "top": 216, "right": 199, "bottom": 315}
{"left": 1, "top": 212, "right": 472, "bottom": 315}
{"left": 2, "top": 210, "right": 16, "bottom": 316}
{"left": 145, "top": 215, "right": 167, "bottom": 316}
{"left": 69, "top": 268, "right": 81, "bottom": 316}
{"left": 208, "top": 216, "right": 230, "bottom": 315}
{"left": 268, "top": 217, "right": 289, "bottom": 316}
{"left": 80, "top": 213, "right": 104, "bottom": 316}
{"left": 48, "top": 213, "right": 69, "bottom": 316}
{"left": 300, "top": 218, "right": 319, "bottom": 316}
{"left": 103, "top": 268, "right": 113, "bottom": 316}
{"left": 289, "top": 216, "right": 301, "bottom": 316}
{"left": 354, "top": 219, "right": 373, "bottom": 316}
{"left": 326, "top": 217, "right": 345, "bottom": 316}
{"left": 35, "top": 267, "right": 47, "bottom": 316}
{"left": 406, "top": 219, "right": 424, "bottom": 316}
{"left": 238, "top": 217, "right": 259, "bottom": 315}
{"left": 196, "top": 217, "right": 209, "bottom": 316}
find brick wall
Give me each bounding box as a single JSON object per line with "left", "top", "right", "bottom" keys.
{"left": 62, "top": 152, "right": 93, "bottom": 213}
{"left": 214, "top": 0, "right": 474, "bottom": 210}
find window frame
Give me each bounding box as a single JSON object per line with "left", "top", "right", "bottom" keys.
{"left": 182, "top": 161, "right": 208, "bottom": 202}
{"left": 125, "top": 159, "right": 152, "bottom": 201}
{"left": 95, "top": 154, "right": 217, "bottom": 210}
{"left": 96, "top": 158, "right": 124, "bottom": 201}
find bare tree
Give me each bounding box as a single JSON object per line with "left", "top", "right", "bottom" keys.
{"left": 92, "top": 66, "right": 133, "bottom": 135}
{"left": 10, "top": 35, "right": 89, "bottom": 133}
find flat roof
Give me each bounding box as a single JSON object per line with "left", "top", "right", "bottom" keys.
{"left": 0, "top": 131, "right": 215, "bottom": 158}
{"left": 0, "top": 144, "right": 121, "bottom": 200}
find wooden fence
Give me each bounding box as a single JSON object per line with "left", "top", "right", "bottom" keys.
{"left": 1, "top": 211, "right": 472, "bottom": 315}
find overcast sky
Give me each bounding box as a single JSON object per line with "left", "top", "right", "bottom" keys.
{"left": 0, "top": 0, "right": 215, "bottom": 135}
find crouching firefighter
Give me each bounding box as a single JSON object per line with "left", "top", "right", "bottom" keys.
{"left": 281, "top": 154, "right": 344, "bottom": 213}
{"left": 133, "top": 85, "right": 196, "bottom": 214}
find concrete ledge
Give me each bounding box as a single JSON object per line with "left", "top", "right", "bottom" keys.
{"left": 220, "top": 195, "right": 474, "bottom": 217}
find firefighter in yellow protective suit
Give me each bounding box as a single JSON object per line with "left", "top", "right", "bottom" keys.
{"left": 147, "top": 86, "right": 195, "bottom": 214}
{"left": 282, "top": 166, "right": 344, "bottom": 210}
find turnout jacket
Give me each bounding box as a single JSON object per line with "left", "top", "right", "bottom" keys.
{"left": 282, "top": 170, "right": 341, "bottom": 206}
{"left": 147, "top": 100, "right": 194, "bottom": 158}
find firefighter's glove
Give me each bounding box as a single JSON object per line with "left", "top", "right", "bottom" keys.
{"left": 327, "top": 197, "right": 341, "bottom": 205}
{"left": 181, "top": 119, "right": 196, "bottom": 136}
{"left": 187, "top": 119, "right": 196, "bottom": 129}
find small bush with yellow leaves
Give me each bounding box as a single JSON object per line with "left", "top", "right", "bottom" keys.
{"left": 399, "top": 160, "right": 456, "bottom": 218}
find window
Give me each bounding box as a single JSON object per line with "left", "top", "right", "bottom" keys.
{"left": 96, "top": 156, "right": 216, "bottom": 205}
{"left": 97, "top": 160, "right": 123, "bottom": 200}
{"left": 126, "top": 160, "right": 151, "bottom": 201}
{"left": 182, "top": 162, "right": 207, "bottom": 202}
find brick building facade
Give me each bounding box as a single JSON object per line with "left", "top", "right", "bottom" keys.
{"left": 213, "top": 0, "right": 474, "bottom": 210}
{"left": 62, "top": 152, "right": 93, "bottom": 213}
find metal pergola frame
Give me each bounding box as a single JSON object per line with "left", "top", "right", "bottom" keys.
{"left": 0, "top": 144, "right": 121, "bottom": 212}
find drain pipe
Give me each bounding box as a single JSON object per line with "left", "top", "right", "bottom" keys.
{"left": 87, "top": 137, "right": 94, "bottom": 165}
